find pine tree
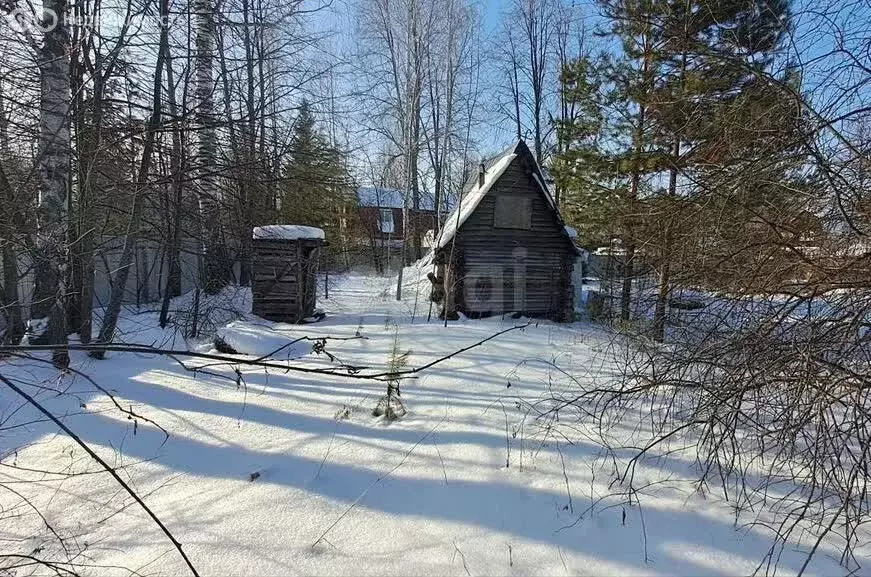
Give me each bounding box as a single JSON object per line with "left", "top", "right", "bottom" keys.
{"left": 555, "top": 0, "right": 662, "bottom": 322}
{"left": 681, "top": 67, "right": 809, "bottom": 293}
{"left": 556, "top": 0, "right": 795, "bottom": 330}
{"left": 644, "top": 0, "right": 792, "bottom": 340}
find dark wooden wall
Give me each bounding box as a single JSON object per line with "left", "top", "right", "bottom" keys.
{"left": 358, "top": 206, "right": 437, "bottom": 241}
{"left": 443, "top": 154, "right": 575, "bottom": 320}
{"left": 252, "top": 238, "right": 322, "bottom": 322}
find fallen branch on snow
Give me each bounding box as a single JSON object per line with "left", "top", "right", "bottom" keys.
{"left": 0, "top": 323, "right": 529, "bottom": 382}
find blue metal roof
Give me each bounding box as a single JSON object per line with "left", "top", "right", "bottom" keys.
{"left": 357, "top": 187, "right": 436, "bottom": 211}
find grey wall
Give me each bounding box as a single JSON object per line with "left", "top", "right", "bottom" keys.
{"left": 1, "top": 237, "right": 230, "bottom": 324}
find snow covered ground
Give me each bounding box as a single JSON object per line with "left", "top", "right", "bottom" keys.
{"left": 1, "top": 264, "right": 866, "bottom": 576}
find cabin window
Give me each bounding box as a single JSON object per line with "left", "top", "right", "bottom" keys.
{"left": 379, "top": 208, "right": 395, "bottom": 234}
{"left": 494, "top": 196, "right": 532, "bottom": 229}
{"left": 472, "top": 277, "right": 492, "bottom": 302}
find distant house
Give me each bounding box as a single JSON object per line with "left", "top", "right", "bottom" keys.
{"left": 357, "top": 187, "right": 437, "bottom": 248}
{"left": 431, "top": 140, "right": 581, "bottom": 321}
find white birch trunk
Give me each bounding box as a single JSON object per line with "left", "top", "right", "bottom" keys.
{"left": 194, "top": 0, "right": 226, "bottom": 293}
{"left": 33, "top": 0, "right": 71, "bottom": 367}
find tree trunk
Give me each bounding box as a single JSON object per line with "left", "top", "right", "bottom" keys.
{"left": 76, "top": 219, "right": 95, "bottom": 343}
{"left": 0, "top": 159, "right": 24, "bottom": 345}
{"left": 159, "top": 42, "right": 184, "bottom": 329}
{"left": 0, "top": 89, "right": 23, "bottom": 345}
{"left": 91, "top": 0, "right": 169, "bottom": 357}
{"left": 411, "top": 98, "right": 422, "bottom": 262}
{"left": 72, "top": 50, "right": 104, "bottom": 344}
{"left": 215, "top": 23, "right": 247, "bottom": 286}
{"left": 651, "top": 49, "right": 685, "bottom": 342}
{"left": 434, "top": 163, "right": 442, "bottom": 233}
{"left": 652, "top": 143, "right": 679, "bottom": 341}
{"left": 194, "top": 0, "right": 227, "bottom": 294}
{"left": 241, "top": 0, "right": 258, "bottom": 285}
{"left": 620, "top": 243, "right": 634, "bottom": 322}
{"left": 512, "top": 59, "right": 521, "bottom": 141}
{"left": 158, "top": 181, "right": 183, "bottom": 328}
{"left": 533, "top": 95, "right": 542, "bottom": 165}
{"left": 652, "top": 253, "right": 670, "bottom": 339}
{"left": 620, "top": 26, "right": 652, "bottom": 323}
{"left": 1, "top": 241, "right": 23, "bottom": 345}
{"left": 66, "top": 0, "right": 83, "bottom": 339}
{"left": 427, "top": 58, "right": 443, "bottom": 235}
{"left": 33, "top": 0, "right": 72, "bottom": 368}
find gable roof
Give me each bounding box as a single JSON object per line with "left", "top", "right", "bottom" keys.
{"left": 357, "top": 187, "right": 436, "bottom": 211}
{"left": 435, "top": 146, "right": 517, "bottom": 249}
{"left": 435, "top": 140, "right": 579, "bottom": 254}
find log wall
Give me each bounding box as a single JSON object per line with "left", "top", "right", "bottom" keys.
{"left": 440, "top": 154, "right": 576, "bottom": 321}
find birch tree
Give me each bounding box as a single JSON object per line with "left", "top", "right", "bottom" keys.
{"left": 32, "top": 0, "right": 72, "bottom": 368}
{"left": 194, "top": 0, "right": 228, "bottom": 293}
{"left": 499, "top": 0, "right": 560, "bottom": 166}
{"left": 422, "top": 0, "right": 477, "bottom": 231}
{"left": 497, "top": 26, "right": 524, "bottom": 143}
{"left": 356, "top": 0, "right": 429, "bottom": 297}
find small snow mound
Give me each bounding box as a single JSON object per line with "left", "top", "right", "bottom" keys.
{"left": 166, "top": 285, "right": 252, "bottom": 339}
{"left": 216, "top": 320, "right": 313, "bottom": 359}
{"left": 253, "top": 225, "right": 325, "bottom": 240}
{"left": 564, "top": 225, "right": 578, "bottom": 238}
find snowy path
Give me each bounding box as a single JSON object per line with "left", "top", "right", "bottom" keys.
{"left": 1, "top": 270, "right": 863, "bottom": 576}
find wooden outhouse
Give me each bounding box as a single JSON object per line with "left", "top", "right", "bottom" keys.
{"left": 431, "top": 141, "right": 580, "bottom": 321}
{"left": 251, "top": 225, "right": 325, "bottom": 322}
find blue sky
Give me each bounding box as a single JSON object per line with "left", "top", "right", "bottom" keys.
{"left": 314, "top": 0, "right": 868, "bottom": 185}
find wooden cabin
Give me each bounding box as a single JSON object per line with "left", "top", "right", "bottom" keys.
{"left": 251, "top": 225, "right": 325, "bottom": 322}
{"left": 431, "top": 141, "right": 580, "bottom": 321}
{"left": 356, "top": 187, "right": 437, "bottom": 247}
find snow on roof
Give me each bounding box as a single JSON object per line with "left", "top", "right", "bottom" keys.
{"left": 357, "top": 187, "right": 436, "bottom": 210}
{"left": 532, "top": 171, "right": 557, "bottom": 210}
{"left": 252, "top": 225, "right": 325, "bottom": 241}
{"left": 436, "top": 140, "right": 572, "bottom": 251}
{"left": 594, "top": 246, "right": 626, "bottom": 256}
{"left": 436, "top": 151, "right": 517, "bottom": 249}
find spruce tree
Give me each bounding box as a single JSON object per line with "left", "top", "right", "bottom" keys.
{"left": 280, "top": 101, "right": 356, "bottom": 250}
